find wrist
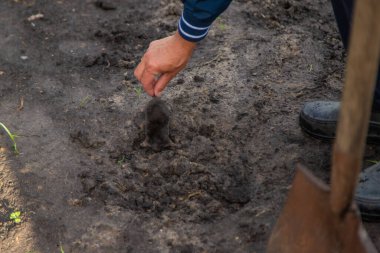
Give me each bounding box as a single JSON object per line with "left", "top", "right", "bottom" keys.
{"left": 174, "top": 31, "right": 197, "bottom": 51}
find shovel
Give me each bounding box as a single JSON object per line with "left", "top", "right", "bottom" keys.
{"left": 266, "top": 0, "right": 380, "bottom": 252}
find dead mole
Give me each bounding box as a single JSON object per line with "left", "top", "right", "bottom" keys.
{"left": 141, "top": 97, "right": 173, "bottom": 151}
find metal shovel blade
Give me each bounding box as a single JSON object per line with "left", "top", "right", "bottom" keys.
{"left": 266, "top": 165, "right": 377, "bottom": 253}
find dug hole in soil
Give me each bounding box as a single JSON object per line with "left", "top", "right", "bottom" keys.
{"left": 0, "top": 0, "right": 379, "bottom": 252}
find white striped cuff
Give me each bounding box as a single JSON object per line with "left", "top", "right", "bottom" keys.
{"left": 178, "top": 14, "right": 210, "bottom": 42}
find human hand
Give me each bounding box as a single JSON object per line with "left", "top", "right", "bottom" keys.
{"left": 134, "top": 31, "right": 196, "bottom": 96}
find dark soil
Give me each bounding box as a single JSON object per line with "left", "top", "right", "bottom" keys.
{"left": 0, "top": 0, "right": 379, "bottom": 252}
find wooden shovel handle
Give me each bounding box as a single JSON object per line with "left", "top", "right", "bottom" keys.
{"left": 330, "top": 0, "right": 380, "bottom": 215}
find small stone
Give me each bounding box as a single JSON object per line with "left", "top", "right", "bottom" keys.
{"left": 94, "top": 0, "right": 117, "bottom": 10}
{"left": 193, "top": 75, "right": 204, "bottom": 83}
{"left": 67, "top": 198, "right": 82, "bottom": 206}
{"left": 95, "top": 158, "right": 103, "bottom": 165}
{"left": 27, "top": 13, "right": 44, "bottom": 22}
{"left": 119, "top": 60, "right": 135, "bottom": 69}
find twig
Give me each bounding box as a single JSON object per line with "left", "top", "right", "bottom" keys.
{"left": 185, "top": 190, "right": 203, "bottom": 201}
{"left": 17, "top": 96, "right": 24, "bottom": 111}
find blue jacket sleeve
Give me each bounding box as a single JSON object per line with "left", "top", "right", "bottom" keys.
{"left": 178, "top": 0, "right": 232, "bottom": 42}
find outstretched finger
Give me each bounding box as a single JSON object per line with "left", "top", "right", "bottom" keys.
{"left": 140, "top": 69, "right": 157, "bottom": 96}
{"left": 134, "top": 61, "right": 144, "bottom": 81}
{"left": 154, "top": 73, "right": 175, "bottom": 97}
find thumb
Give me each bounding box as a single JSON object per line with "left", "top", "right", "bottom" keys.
{"left": 154, "top": 73, "right": 174, "bottom": 97}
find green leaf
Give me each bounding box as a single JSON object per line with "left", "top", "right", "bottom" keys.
{"left": 366, "top": 160, "right": 379, "bottom": 164}
{"left": 134, "top": 87, "right": 143, "bottom": 97}
{"left": 10, "top": 212, "right": 18, "bottom": 219}
{"left": 10, "top": 211, "right": 21, "bottom": 222}
{"left": 0, "top": 122, "right": 19, "bottom": 154}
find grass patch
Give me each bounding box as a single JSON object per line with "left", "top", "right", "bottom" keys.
{"left": 0, "top": 122, "right": 19, "bottom": 154}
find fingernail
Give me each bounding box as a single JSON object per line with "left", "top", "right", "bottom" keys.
{"left": 156, "top": 92, "right": 162, "bottom": 97}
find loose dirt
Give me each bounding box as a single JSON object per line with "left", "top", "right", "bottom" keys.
{"left": 0, "top": 0, "right": 379, "bottom": 252}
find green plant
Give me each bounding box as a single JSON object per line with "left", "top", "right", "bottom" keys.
{"left": 0, "top": 122, "right": 19, "bottom": 154}
{"left": 60, "top": 244, "right": 65, "bottom": 253}
{"left": 10, "top": 211, "right": 21, "bottom": 223}
{"left": 117, "top": 155, "right": 127, "bottom": 165}
{"left": 79, "top": 95, "right": 92, "bottom": 108}
{"left": 134, "top": 86, "right": 143, "bottom": 97}
{"left": 218, "top": 23, "right": 227, "bottom": 31}
{"left": 217, "top": 17, "right": 227, "bottom": 31}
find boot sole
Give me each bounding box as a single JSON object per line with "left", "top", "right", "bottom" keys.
{"left": 357, "top": 199, "right": 380, "bottom": 222}
{"left": 299, "top": 113, "right": 380, "bottom": 144}
{"left": 360, "top": 211, "right": 380, "bottom": 222}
